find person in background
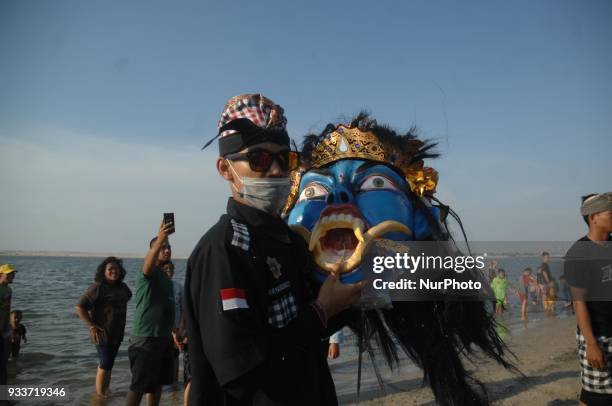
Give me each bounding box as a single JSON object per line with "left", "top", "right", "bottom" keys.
{"left": 486, "top": 260, "right": 498, "bottom": 284}
{"left": 0, "top": 264, "right": 17, "bottom": 385}
{"left": 163, "top": 260, "right": 191, "bottom": 404}
{"left": 520, "top": 269, "right": 534, "bottom": 321}
{"left": 163, "top": 261, "right": 183, "bottom": 387}
{"left": 521, "top": 268, "right": 533, "bottom": 300}
{"left": 528, "top": 271, "right": 540, "bottom": 306}
{"left": 126, "top": 220, "right": 175, "bottom": 406}
{"left": 179, "top": 319, "right": 191, "bottom": 406}
{"left": 541, "top": 251, "right": 555, "bottom": 311}
{"left": 327, "top": 330, "right": 343, "bottom": 360}
{"left": 9, "top": 310, "right": 27, "bottom": 359}
{"left": 491, "top": 269, "right": 510, "bottom": 316}
{"left": 564, "top": 192, "right": 612, "bottom": 406}
{"left": 76, "top": 256, "right": 132, "bottom": 398}
{"left": 541, "top": 251, "right": 551, "bottom": 276}
{"left": 544, "top": 278, "right": 557, "bottom": 313}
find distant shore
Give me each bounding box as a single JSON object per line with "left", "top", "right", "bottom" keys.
{"left": 0, "top": 251, "right": 189, "bottom": 260}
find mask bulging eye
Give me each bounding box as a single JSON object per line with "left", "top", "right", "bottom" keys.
{"left": 298, "top": 183, "right": 328, "bottom": 202}
{"left": 360, "top": 175, "right": 399, "bottom": 192}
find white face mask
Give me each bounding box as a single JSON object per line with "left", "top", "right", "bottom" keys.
{"left": 227, "top": 162, "right": 291, "bottom": 215}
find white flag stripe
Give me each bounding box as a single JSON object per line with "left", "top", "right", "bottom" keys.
{"left": 222, "top": 297, "right": 248, "bottom": 311}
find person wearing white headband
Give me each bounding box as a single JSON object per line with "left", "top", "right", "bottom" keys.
{"left": 564, "top": 192, "right": 612, "bottom": 406}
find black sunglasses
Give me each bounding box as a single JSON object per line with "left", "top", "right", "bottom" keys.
{"left": 225, "top": 150, "right": 300, "bottom": 172}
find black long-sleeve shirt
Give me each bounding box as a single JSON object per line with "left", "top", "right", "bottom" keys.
{"left": 184, "top": 198, "right": 339, "bottom": 405}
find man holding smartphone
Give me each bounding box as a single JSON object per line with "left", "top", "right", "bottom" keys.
{"left": 126, "top": 219, "right": 175, "bottom": 406}
{"left": 184, "top": 94, "right": 362, "bottom": 405}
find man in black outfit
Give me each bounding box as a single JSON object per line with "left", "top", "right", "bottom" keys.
{"left": 564, "top": 192, "right": 612, "bottom": 406}
{"left": 184, "top": 94, "right": 361, "bottom": 405}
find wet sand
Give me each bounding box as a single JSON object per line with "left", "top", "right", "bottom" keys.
{"left": 330, "top": 314, "right": 581, "bottom": 405}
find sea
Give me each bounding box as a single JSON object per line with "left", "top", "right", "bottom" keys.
{"left": 0, "top": 255, "right": 571, "bottom": 405}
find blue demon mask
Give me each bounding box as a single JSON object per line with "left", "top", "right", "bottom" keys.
{"left": 285, "top": 117, "right": 442, "bottom": 282}
{"left": 282, "top": 115, "right": 514, "bottom": 406}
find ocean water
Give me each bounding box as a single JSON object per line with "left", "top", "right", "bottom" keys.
{"left": 1, "top": 255, "right": 188, "bottom": 405}
{"left": 0, "top": 255, "right": 568, "bottom": 405}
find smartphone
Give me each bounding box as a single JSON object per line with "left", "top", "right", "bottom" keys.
{"left": 163, "top": 212, "right": 175, "bottom": 234}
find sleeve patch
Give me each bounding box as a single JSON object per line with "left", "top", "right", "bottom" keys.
{"left": 220, "top": 288, "right": 248, "bottom": 310}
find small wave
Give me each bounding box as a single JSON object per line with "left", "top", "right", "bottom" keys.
{"left": 16, "top": 351, "right": 56, "bottom": 363}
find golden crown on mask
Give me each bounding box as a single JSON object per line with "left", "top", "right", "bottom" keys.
{"left": 284, "top": 124, "right": 439, "bottom": 213}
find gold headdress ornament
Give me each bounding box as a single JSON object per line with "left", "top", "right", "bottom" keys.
{"left": 405, "top": 167, "right": 439, "bottom": 197}
{"left": 309, "top": 125, "right": 387, "bottom": 168}
{"left": 283, "top": 124, "right": 438, "bottom": 213}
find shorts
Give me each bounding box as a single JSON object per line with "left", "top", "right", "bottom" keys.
{"left": 576, "top": 331, "right": 612, "bottom": 397}
{"left": 128, "top": 336, "right": 174, "bottom": 393}
{"left": 10, "top": 342, "right": 21, "bottom": 358}
{"left": 183, "top": 344, "right": 191, "bottom": 384}
{"left": 580, "top": 388, "right": 612, "bottom": 406}
{"left": 96, "top": 344, "right": 120, "bottom": 370}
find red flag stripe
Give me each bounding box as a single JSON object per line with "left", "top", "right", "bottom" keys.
{"left": 220, "top": 288, "right": 246, "bottom": 300}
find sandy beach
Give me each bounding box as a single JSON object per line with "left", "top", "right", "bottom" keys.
{"left": 331, "top": 314, "right": 582, "bottom": 405}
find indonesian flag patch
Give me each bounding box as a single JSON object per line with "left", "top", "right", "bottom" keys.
{"left": 220, "top": 288, "right": 248, "bottom": 311}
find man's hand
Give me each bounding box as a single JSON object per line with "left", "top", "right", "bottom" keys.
{"left": 143, "top": 218, "right": 174, "bottom": 277}
{"left": 157, "top": 219, "right": 173, "bottom": 244}
{"left": 89, "top": 325, "right": 104, "bottom": 344}
{"left": 586, "top": 341, "right": 606, "bottom": 370}
{"left": 328, "top": 343, "right": 340, "bottom": 359}
{"left": 317, "top": 265, "right": 362, "bottom": 318}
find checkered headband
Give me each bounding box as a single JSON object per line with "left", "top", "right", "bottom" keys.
{"left": 218, "top": 94, "right": 287, "bottom": 138}
{"left": 202, "top": 93, "right": 289, "bottom": 154}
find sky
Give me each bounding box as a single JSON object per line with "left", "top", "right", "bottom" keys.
{"left": 0, "top": 0, "right": 611, "bottom": 257}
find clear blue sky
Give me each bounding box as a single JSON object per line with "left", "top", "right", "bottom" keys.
{"left": 1, "top": 0, "right": 610, "bottom": 256}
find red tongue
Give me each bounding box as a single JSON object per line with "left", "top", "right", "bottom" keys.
{"left": 320, "top": 229, "right": 357, "bottom": 251}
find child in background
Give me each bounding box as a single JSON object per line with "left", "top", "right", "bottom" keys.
{"left": 528, "top": 273, "right": 539, "bottom": 305}
{"left": 9, "top": 310, "right": 27, "bottom": 359}
{"left": 544, "top": 277, "right": 558, "bottom": 313}
{"left": 512, "top": 287, "right": 528, "bottom": 321}
{"left": 491, "top": 269, "right": 510, "bottom": 316}
{"left": 520, "top": 268, "right": 536, "bottom": 319}
{"left": 521, "top": 268, "right": 532, "bottom": 299}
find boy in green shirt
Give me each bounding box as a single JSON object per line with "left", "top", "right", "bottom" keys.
{"left": 491, "top": 269, "right": 510, "bottom": 316}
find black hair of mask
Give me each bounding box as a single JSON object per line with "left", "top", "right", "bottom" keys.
{"left": 201, "top": 118, "right": 290, "bottom": 156}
